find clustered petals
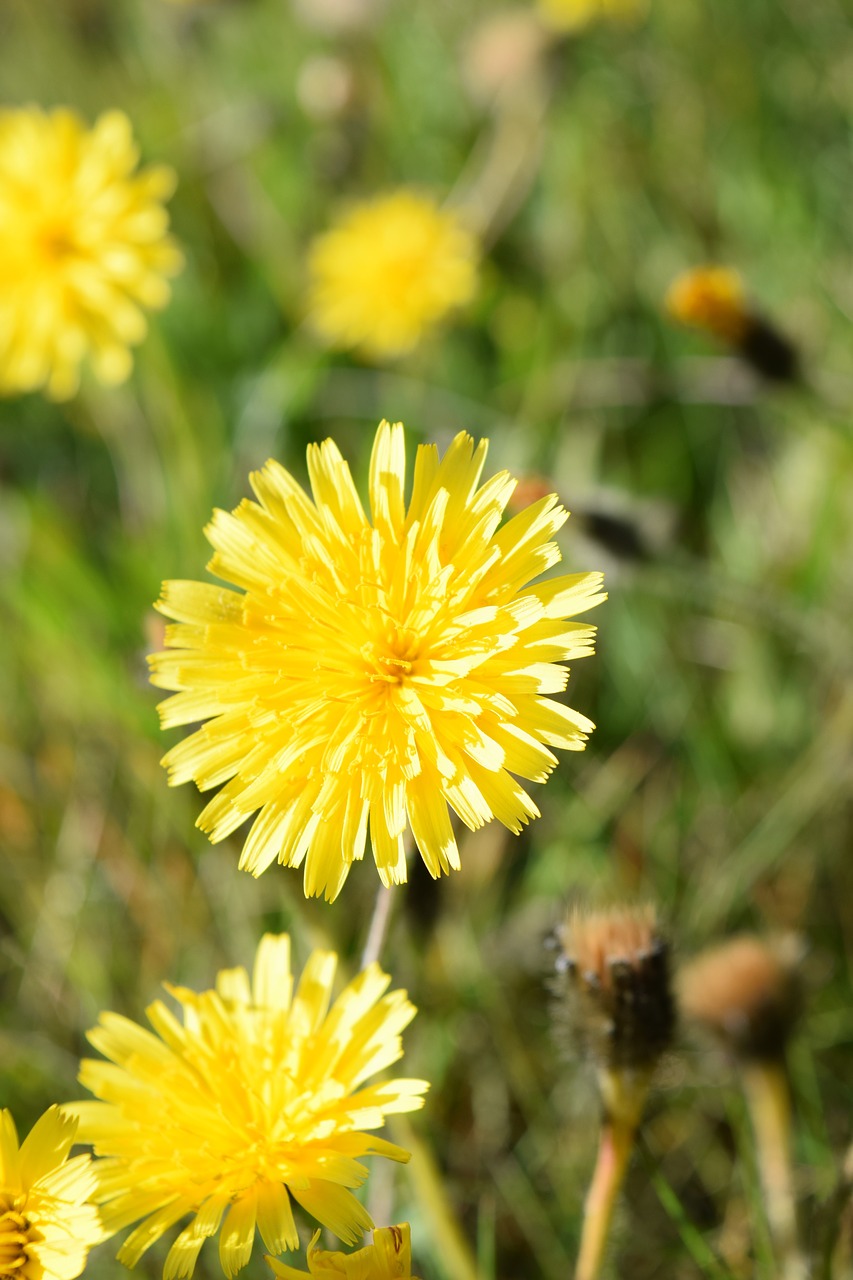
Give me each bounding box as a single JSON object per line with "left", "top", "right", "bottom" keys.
{"left": 306, "top": 191, "right": 478, "bottom": 358}
{"left": 68, "top": 935, "right": 427, "bottom": 1280}
{"left": 0, "top": 1107, "right": 102, "bottom": 1280}
{"left": 150, "top": 421, "right": 605, "bottom": 900}
{"left": 0, "top": 107, "right": 182, "bottom": 399}
{"left": 267, "top": 1223, "right": 419, "bottom": 1280}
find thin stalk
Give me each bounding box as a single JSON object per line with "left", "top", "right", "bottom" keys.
{"left": 574, "top": 1116, "right": 635, "bottom": 1280}
{"left": 360, "top": 883, "right": 395, "bottom": 970}
{"left": 741, "top": 1060, "right": 809, "bottom": 1280}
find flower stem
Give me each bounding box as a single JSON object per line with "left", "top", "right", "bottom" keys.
{"left": 575, "top": 1116, "right": 636, "bottom": 1280}
{"left": 360, "top": 883, "right": 395, "bottom": 969}
{"left": 741, "top": 1060, "right": 808, "bottom": 1280}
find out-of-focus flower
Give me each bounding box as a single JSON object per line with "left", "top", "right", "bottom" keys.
{"left": 0, "top": 107, "right": 182, "bottom": 400}
{"left": 679, "top": 934, "right": 802, "bottom": 1062}
{"left": 462, "top": 13, "right": 548, "bottom": 106}
{"left": 306, "top": 192, "right": 478, "bottom": 359}
{"left": 665, "top": 266, "right": 800, "bottom": 382}
{"left": 268, "top": 1224, "right": 419, "bottom": 1280}
{"left": 551, "top": 906, "right": 674, "bottom": 1280}
{"left": 291, "top": 0, "right": 386, "bottom": 36}
{"left": 665, "top": 267, "right": 750, "bottom": 345}
{"left": 537, "top": 0, "right": 646, "bottom": 35}
{"left": 0, "top": 1106, "right": 102, "bottom": 1280}
{"left": 70, "top": 934, "right": 428, "bottom": 1279}
{"left": 150, "top": 421, "right": 604, "bottom": 900}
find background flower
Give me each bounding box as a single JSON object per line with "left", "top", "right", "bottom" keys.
{"left": 306, "top": 191, "right": 478, "bottom": 358}
{"left": 0, "top": 107, "right": 182, "bottom": 400}
{"left": 150, "top": 421, "right": 604, "bottom": 899}
{"left": 267, "top": 1223, "right": 419, "bottom": 1280}
{"left": 0, "top": 1106, "right": 102, "bottom": 1280}
{"left": 69, "top": 935, "right": 428, "bottom": 1279}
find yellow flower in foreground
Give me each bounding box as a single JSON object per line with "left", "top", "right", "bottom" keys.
{"left": 665, "top": 266, "right": 749, "bottom": 345}
{"left": 0, "top": 1106, "right": 102, "bottom": 1280}
{"left": 150, "top": 421, "right": 605, "bottom": 900}
{"left": 69, "top": 935, "right": 427, "bottom": 1279}
{"left": 537, "top": 0, "right": 645, "bottom": 34}
{"left": 268, "top": 1224, "right": 419, "bottom": 1280}
{"left": 306, "top": 191, "right": 478, "bottom": 359}
{"left": 0, "top": 107, "right": 182, "bottom": 400}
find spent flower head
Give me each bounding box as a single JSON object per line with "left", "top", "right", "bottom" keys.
{"left": 0, "top": 1106, "right": 102, "bottom": 1280}
{"left": 306, "top": 191, "right": 478, "bottom": 359}
{"left": 267, "top": 1224, "right": 419, "bottom": 1280}
{"left": 150, "top": 421, "right": 605, "bottom": 900}
{"left": 0, "top": 107, "right": 182, "bottom": 400}
{"left": 679, "top": 934, "right": 803, "bottom": 1062}
{"left": 69, "top": 935, "right": 428, "bottom": 1279}
{"left": 552, "top": 906, "right": 674, "bottom": 1124}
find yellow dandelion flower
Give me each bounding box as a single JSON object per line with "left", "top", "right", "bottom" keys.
{"left": 0, "top": 1106, "right": 102, "bottom": 1280}
{"left": 0, "top": 107, "right": 183, "bottom": 400}
{"left": 149, "top": 421, "right": 605, "bottom": 901}
{"left": 306, "top": 191, "right": 478, "bottom": 359}
{"left": 69, "top": 935, "right": 428, "bottom": 1280}
{"left": 268, "top": 1223, "right": 419, "bottom": 1280}
{"left": 537, "top": 0, "right": 645, "bottom": 34}
{"left": 664, "top": 266, "right": 749, "bottom": 345}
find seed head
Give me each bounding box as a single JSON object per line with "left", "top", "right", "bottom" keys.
{"left": 552, "top": 906, "right": 675, "bottom": 1076}
{"left": 679, "top": 934, "right": 802, "bottom": 1062}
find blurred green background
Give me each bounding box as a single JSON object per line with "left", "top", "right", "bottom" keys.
{"left": 2, "top": 1, "right": 853, "bottom": 1277}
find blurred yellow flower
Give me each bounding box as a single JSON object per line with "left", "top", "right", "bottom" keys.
{"left": 0, "top": 1106, "right": 102, "bottom": 1280}
{"left": 70, "top": 935, "right": 427, "bottom": 1279}
{"left": 150, "top": 421, "right": 604, "bottom": 900}
{"left": 664, "top": 266, "right": 749, "bottom": 344}
{"left": 268, "top": 1224, "right": 419, "bottom": 1280}
{"left": 0, "top": 107, "right": 183, "bottom": 400}
{"left": 537, "top": 0, "right": 645, "bottom": 33}
{"left": 306, "top": 191, "right": 478, "bottom": 359}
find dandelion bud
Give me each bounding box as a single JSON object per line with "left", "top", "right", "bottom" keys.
{"left": 553, "top": 906, "right": 674, "bottom": 1090}
{"left": 665, "top": 267, "right": 800, "bottom": 384}
{"left": 679, "top": 933, "right": 802, "bottom": 1062}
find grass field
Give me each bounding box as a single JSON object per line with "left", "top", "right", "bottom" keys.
{"left": 1, "top": 2, "right": 853, "bottom": 1278}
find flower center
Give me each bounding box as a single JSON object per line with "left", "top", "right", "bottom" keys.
{"left": 0, "top": 1202, "right": 30, "bottom": 1278}
{"left": 35, "top": 220, "right": 77, "bottom": 265}
{"left": 367, "top": 627, "right": 420, "bottom": 686}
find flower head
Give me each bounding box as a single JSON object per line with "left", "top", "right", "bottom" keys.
{"left": 551, "top": 906, "right": 674, "bottom": 1126}
{"left": 665, "top": 267, "right": 749, "bottom": 345}
{"left": 268, "top": 1224, "right": 418, "bottom": 1280}
{"left": 679, "top": 934, "right": 802, "bottom": 1062}
{"left": 0, "top": 1106, "right": 102, "bottom": 1280}
{"left": 537, "top": 0, "right": 646, "bottom": 35}
{"left": 0, "top": 107, "right": 182, "bottom": 400}
{"left": 150, "top": 421, "right": 604, "bottom": 900}
{"left": 69, "top": 935, "right": 427, "bottom": 1279}
{"left": 306, "top": 192, "right": 478, "bottom": 359}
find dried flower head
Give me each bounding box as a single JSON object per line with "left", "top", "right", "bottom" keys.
{"left": 0, "top": 107, "right": 182, "bottom": 400}
{"left": 0, "top": 1107, "right": 102, "bottom": 1280}
{"left": 552, "top": 906, "right": 675, "bottom": 1077}
{"left": 150, "top": 421, "right": 604, "bottom": 901}
{"left": 69, "top": 935, "right": 428, "bottom": 1279}
{"left": 268, "top": 1224, "right": 419, "bottom": 1280}
{"left": 306, "top": 191, "right": 478, "bottom": 359}
{"left": 679, "top": 934, "right": 802, "bottom": 1061}
{"left": 665, "top": 266, "right": 799, "bottom": 382}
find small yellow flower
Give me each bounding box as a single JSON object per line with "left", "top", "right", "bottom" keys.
{"left": 0, "top": 1106, "right": 102, "bottom": 1280}
{"left": 268, "top": 1224, "right": 419, "bottom": 1280}
{"left": 537, "top": 0, "right": 645, "bottom": 34}
{"left": 306, "top": 191, "right": 478, "bottom": 359}
{"left": 664, "top": 266, "right": 749, "bottom": 345}
{"left": 150, "top": 421, "right": 605, "bottom": 900}
{"left": 69, "top": 935, "right": 428, "bottom": 1280}
{"left": 0, "top": 107, "right": 183, "bottom": 400}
